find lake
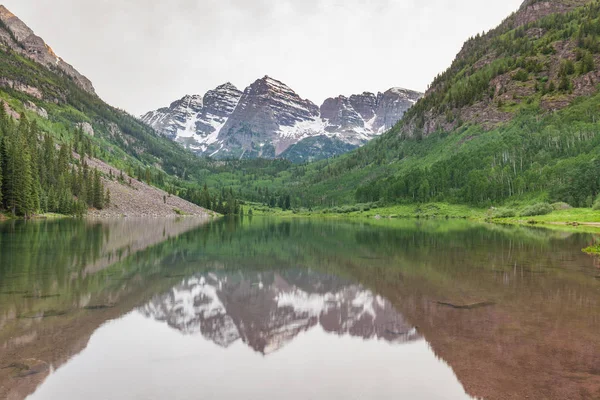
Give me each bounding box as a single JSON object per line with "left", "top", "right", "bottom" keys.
{"left": 0, "top": 217, "right": 599, "bottom": 400}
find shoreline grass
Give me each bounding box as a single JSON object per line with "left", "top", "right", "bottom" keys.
{"left": 245, "top": 202, "right": 600, "bottom": 231}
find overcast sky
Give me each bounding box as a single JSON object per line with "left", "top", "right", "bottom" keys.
{"left": 3, "top": 0, "right": 523, "bottom": 115}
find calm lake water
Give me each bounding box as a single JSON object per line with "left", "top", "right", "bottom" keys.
{"left": 0, "top": 217, "right": 599, "bottom": 400}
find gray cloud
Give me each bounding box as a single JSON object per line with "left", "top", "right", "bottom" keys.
{"left": 3, "top": 0, "right": 523, "bottom": 115}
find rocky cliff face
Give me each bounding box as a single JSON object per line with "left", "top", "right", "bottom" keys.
{"left": 218, "top": 76, "right": 322, "bottom": 157}
{"left": 0, "top": 5, "right": 96, "bottom": 95}
{"left": 142, "top": 76, "right": 422, "bottom": 161}
{"left": 515, "top": 0, "right": 592, "bottom": 27}
{"left": 141, "top": 83, "right": 243, "bottom": 153}
{"left": 138, "top": 270, "right": 419, "bottom": 354}
{"left": 374, "top": 88, "right": 422, "bottom": 131}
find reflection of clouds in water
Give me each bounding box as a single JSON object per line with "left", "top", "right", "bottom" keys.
{"left": 138, "top": 270, "right": 420, "bottom": 354}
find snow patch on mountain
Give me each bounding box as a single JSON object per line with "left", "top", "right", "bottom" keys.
{"left": 278, "top": 117, "right": 327, "bottom": 140}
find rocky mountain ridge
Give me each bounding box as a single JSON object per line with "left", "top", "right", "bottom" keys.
{"left": 142, "top": 76, "right": 422, "bottom": 161}
{"left": 0, "top": 5, "right": 96, "bottom": 95}
{"left": 515, "top": 0, "right": 593, "bottom": 27}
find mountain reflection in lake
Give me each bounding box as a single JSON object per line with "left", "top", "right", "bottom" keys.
{"left": 139, "top": 271, "right": 420, "bottom": 354}
{"left": 0, "top": 217, "right": 599, "bottom": 400}
{"left": 30, "top": 270, "right": 467, "bottom": 400}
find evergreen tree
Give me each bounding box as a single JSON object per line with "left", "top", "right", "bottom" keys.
{"left": 2, "top": 131, "right": 17, "bottom": 214}
{"left": 558, "top": 75, "right": 572, "bottom": 92}
{"left": 200, "top": 183, "right": 211, "bottom": 209}
{"left": 92, "top": 168, "right": 104, "bottom": 209}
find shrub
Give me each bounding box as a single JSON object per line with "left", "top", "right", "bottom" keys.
{"left": 493, "top": 208, "right": 517, "bottom": 218}
{"left": 552, "top": 202, "right": 572, "bottom": 211}
{"left": 583, "top": 244, "right": 600, "bottom": 255}
{"left": 593, "top": 197, "right": 600, "bottom": 211}
{"left": 520, "top": 203, "right": 553, "bottom": 217}
{"left": 513, "top": 69, "right": 529, "bottom": 82}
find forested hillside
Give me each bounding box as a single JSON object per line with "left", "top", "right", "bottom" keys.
{"left": 227, "top": 0, "right": 600, "bottom": 212}
{"left": 0, "top": 110, "right": 106, "bottom": 217}
{"left": 0, "top": 6, "right": 272, "bottom": 216}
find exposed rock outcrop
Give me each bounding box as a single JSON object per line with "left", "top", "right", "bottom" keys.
{"left": 0, "top": 78, "right": 42, "bottom": 99}
{"left": 76, "top": 122, "right": 94, "bottom": 136}
{"left": 23, "top": 100, "right": 47, "bottom": 119}
{"left": 515, "top": 0, "right": 592, "bottom": 27}
{"left": 2, "top": 100, "right": 19, "bottom": 119}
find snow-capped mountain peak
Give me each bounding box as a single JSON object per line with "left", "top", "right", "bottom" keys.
{"left": 141, "top": 77, "right": 422, "bottom": 161}
{"left": 140, "top": 83, "right": 243, "bottom": 153}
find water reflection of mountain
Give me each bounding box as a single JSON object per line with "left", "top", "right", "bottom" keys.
{"left": 139, "top": 271, "right": 419, "bottom": 354}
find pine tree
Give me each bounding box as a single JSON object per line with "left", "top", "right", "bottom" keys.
{"left": 42, "top": 134, "right": 55, "bottom": 188}
{"left": 581, "top": 52, "right": 595, "bottom": 74}
{"left": 201, "top": 183, "right": 211, "bottom": 209}
{"left": 14, "top": 131, "right": 35, "bottom": 217}
{"left": 2, "top": 132, "right": 16, "bottom": 214}
{"left": 26, "top": 121, "right": 41, "bottom": 213}
{"left": 559, "top": 75, "right": 572, "bottom": 92}
{"left": 0, "top": 148, "right": 2, "bottom": 207}
{"left": 92, "top": 168, "right": 104, "bottom": 209}
{"left": 217, "top": 196, "right": 223, "bottom": 214}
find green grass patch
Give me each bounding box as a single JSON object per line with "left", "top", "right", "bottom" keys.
{"left": 496, "top": 208, "right": 600, "bottom": 224}
{"left": 245, "top": 202, "right": 487, "bottom": 220}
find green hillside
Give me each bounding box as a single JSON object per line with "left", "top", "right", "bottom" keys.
{"left": 229, "top": 0, "right": 600, "bottom": 214}
{"left": 0, "top": 43, "right": 292, "bottom": 215}
{"left": 3, "top": 0, "right": 600, "bottom": 219}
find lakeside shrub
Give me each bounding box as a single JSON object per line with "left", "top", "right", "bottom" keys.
{"left": 551, "top": 202, "right": 572, "bottom": 210}
{"left": 321, "top": 203, "right": 378, "bottom": 214}
{"left": 593, "top": 196, "right": 600, "bottom": 211}
{"left": 520, "top": 203, "right": 553, "bottom": 217}
{"left": 493, "top": 208, "right": 517, "bottom": 218}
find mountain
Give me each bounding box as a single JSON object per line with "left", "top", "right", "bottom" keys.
{"left": 0, "top": 5, "right": 95, "bottom": 95}
{"left": 241, "top": 0, "right": 600, "bottom": 210}
{"left": 0, "top": 5, "right": 218, "bottom": 217}
{"left": 400, "top": 0, "right": 598, "bottom": 137}
{"left": 138, "top": 270, "right": 419, "bottom": 354}
{"left": 141, "top": 76, "right": 422, "bottom": 162}
{"left": 141, "top": 83, "right": 243, "bottom": 150}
